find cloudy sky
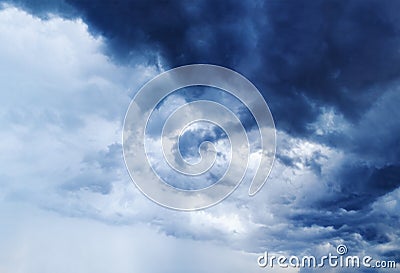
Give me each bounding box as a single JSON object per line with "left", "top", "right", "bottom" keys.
{"left": 0, "top": 0, "right": 399, "bottom": 272}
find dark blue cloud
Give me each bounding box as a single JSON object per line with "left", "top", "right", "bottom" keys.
{"left": 317, "top": 163, "right": 400, "bottom": 210}
{"left": 0, "top": 0, "right": 77, "bottom": 18}
{"left": 3, "top": 0, "right": 400, "bottom": 135}
{"left": 54, "top": 0, "right": 400, "bottom": 136}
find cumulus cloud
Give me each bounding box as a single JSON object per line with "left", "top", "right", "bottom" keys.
{"left": 0, "top": 5, "right": 157, "bottom": 198}
{"left": 0, "top": 5, "right": 152, "bottom": 225}
{"left": 0, "top": 7, "right": 284, "bottom": 272}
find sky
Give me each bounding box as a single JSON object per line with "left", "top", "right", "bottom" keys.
{"left": 0, "top": 0, "right": 399, "bottom": 272}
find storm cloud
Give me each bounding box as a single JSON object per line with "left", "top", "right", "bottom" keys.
{"left": 0, "top": 0, "right": 399, "bottom": 271}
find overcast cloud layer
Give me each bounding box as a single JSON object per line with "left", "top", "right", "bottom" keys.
{"left": 0, "top": 1, "right": 399, "bottom": 273}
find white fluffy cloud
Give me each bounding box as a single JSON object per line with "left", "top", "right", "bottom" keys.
{"left": 0, "top": 6, "right": 156, "bottom": 198}
{"left": 0, "top": 6, "right": 289, "bottom": 273}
